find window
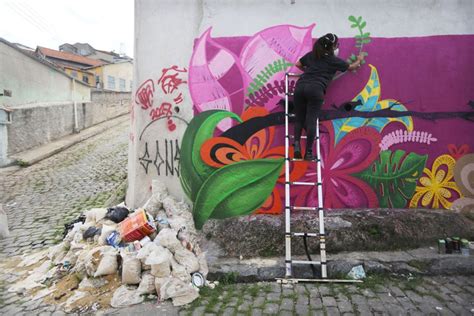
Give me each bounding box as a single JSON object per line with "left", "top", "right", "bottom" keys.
{"left": 95, "top": 75, "right": 100, "bottom": 85}
{"left": 71, "top": 70, "right": 78, "bottom": 78}
{"left": 119, "top": 78, "right": 126, "bottom": 91}
{"left": 82, "top": 75, "right": 89, "bottom": 83}
{"left": 130, "top": 80, "right": 133, "bottom": 90}
{"left": 107, "top": 75, "right": 115, "bottom": 90}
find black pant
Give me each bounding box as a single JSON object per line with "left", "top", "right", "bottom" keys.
{"left": 293, "top": 82, "right": 324, "bottom": 151}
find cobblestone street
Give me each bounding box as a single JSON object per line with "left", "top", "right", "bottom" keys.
{"left": 0, "top": 118, "right": 129, "bottom": 259}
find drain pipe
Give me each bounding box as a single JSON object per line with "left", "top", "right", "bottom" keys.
{"left": 72, "top": 78, "right": 79, "bottom": 133}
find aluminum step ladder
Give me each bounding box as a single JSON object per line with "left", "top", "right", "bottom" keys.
{"left": 277, "top": 72, "right": 361, "bottom": 284}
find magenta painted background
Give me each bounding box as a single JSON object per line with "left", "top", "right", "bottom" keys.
{"left": 184, "top": 27, "right": 474, "bottom": 212}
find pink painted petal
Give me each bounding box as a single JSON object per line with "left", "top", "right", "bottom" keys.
{"left": 240, "top": 24, "right": 315, "bottom": 111}
{"left": 325, "top": 175, "right": 379, "bottom": 209}
{"left": 189, "top": 28, "right": 248, "bottom": 130}
{"left": 330, "top": 127, "right": 381, "bottom": 174}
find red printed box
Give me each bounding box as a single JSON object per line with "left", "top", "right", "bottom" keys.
{"left": 119, "top": 209, "right": 156, "bottom": 242}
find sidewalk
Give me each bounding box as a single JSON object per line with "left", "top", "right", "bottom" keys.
{"left": 4, "top": 113, "right": 128, "bottom": 170}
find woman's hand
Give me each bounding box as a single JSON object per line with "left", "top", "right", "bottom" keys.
{"left": 348, "top": 53, "right": 364, "bottom": 71}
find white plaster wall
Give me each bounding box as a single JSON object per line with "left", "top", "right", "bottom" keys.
{"left": 0, "top": 41, "right": 91, "bottom": 107}
{"left": 199, "top": 0, "right": 473, "bottom": 38}
{"left": 128, "top": 0, "right": 473, "bottom": 208}
{"left": 128, "top": 0, "right": 203, "bottom": 207}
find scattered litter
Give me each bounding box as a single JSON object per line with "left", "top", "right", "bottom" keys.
{"left": 121, "top": 251, "right": 141, "bottom": 285}
{"left": 110, "top": 285, "right": 144, "bottom": 308}
{"left": 6, "top": 180, "right": 208, "bottom": 312}
{"left": 435, "top": 306, "right": 443, "bottom": 311}
{"left": 348, "top": 265, "right": 366, "bottom": 280}
{"left": 105, "top": 206, "right": 130, "bottom": 223}
{"left": 63, "top": 215, "right": 86, "bottom": 238}
{"left": 106, "top": 231, "right": 122, "bottom": 247}
{"left": 83, "top": 227, "right": 101, "bottom": 240}
{"left": 119, "top": 209, "right": 156, "bottom": 242}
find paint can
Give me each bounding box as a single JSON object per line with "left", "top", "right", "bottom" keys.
{"left": 445, "top": 237, "right": 453, "bottom": 254}
{"left": 461, "top": 239, "right": 470, "bottom": 256}
{"left": 452, "top": 237, "right": 461, "bottom": 252}
{"left": 438, "top": 239, "right": 446, "bottom": 254}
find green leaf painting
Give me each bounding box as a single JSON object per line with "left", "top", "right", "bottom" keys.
{"left": 354, "top": 150, "right": 427, "bottom": 208}
{"left": 193, "top": 158, "right": 284, "bottom": 229}
{"left": 179, "top": 110, "right": 242, "bottom": 201}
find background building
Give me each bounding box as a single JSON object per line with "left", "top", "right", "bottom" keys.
{"left": 87, "top": 61, "right": 133, "bottom": 92}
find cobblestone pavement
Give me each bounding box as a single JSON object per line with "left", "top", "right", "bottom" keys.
{"left": 110, "top": 275, "right": 474, "bottom": 316}
{"left": 0, "top": 119, "right": 129, "bottom": 259}
{"left": 0, "top": 119, "right": 128, "bottom": 315}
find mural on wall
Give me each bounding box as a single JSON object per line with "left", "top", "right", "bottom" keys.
{"left": 179, "top": 17, "right": 474, "bottom": 228}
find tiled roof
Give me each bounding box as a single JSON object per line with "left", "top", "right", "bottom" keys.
{"left": 37, "top": 46, "right": 106, "bottom": 67}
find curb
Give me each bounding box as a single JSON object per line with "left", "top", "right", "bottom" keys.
{"left": 208, "top": 248, "right": 474, "bottom": 281}
{"left": 10, "top": 114, "right": 129, "bottom": 167}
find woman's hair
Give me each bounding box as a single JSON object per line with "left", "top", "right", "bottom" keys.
{"left": 313, "top": 33, "right": 339, "bottom": 59}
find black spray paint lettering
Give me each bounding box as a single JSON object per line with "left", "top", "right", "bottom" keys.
{"left": 139, "top": 139, "right": 181, "bottom": 177}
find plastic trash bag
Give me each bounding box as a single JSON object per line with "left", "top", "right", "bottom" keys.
{"left": 145, "top": 247, "right": 172, "bottom": 277}
{"left": 137, "top": 272, "right": 156, "bottom": 295}
{"left": 174, "top": 248, "right": 200, "bottom": 274}
{"left": 121, "top": 251, "right": 141, "bottom": 285}
{"left": 170, "top": 257, "right": 191, "bottom": 282}
{"left": 348, "top": 265, "right": 366, "bottom": 280}
{"left": 110, "top": 285, "right": 144, "bottom": 308}
{"left": 94, "top": 247, "right": 118, "bottom": 277}
{"left": 105, "top": 206, "right": 130, "bottom": 223}
{"left": 64, "top": 219, "right": 85, "bottom": 240}
{"left": 98, "top": 224, "right": 116, "bottom": 246}
{"left": 84, "top": 208, "right": 107, "bottom": 225}
{"left": 83, "top": 226, "right": 101, "bottom": 240}
{"left": 162, "top": 197, "right": 191, "bottom": 217}
{"left": 156, "top": 228, "right": 182, "bottom": 253}
{"left": 160, "top": 277, "right": 199, "bottom": 306}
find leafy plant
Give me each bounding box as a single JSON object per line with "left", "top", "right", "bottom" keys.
{"left": 192, "top": 158, "right": 284, "bottom": 229}
{"left": 179, "top": 110, "right": 242, "bottom": 201}
{"left": 354, "top": 150, "right": 427, "bottom": 208}
{"left": 347, "top": 15, "right": 371, "bottom": 66}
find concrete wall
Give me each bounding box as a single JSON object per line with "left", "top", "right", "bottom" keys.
{"left": 0, "top": 40, "right": 91, "bottom": 107}
{"left": 129, "top": 1, "right": 474, "bottom": 232}
{"left": 6, "top": 90, "right": 130, "bottom": 155}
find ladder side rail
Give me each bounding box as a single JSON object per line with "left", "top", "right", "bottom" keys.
{"left": 284, "top": 73, "right": 292, "bottom": 278}
{"left": 315, "top": 117, "right": 327, "bottom": 278}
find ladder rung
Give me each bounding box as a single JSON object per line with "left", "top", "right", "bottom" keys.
{"left": 287, "top": 158, "right": 320, "bottom": 163}
{"left": 291, "top": 206, "right": 318, "bottom": 211}
{"left": 287, "top": 135, "right": 318, "bottom": 140}
{"left": 292, "top": 260, "right": 321, "bottom": 265}
{"left": 289, "top": 181, "right": 317, "bottom": 186}
{"left": 285, "top": 92, "right": 294, "bottom": 96}
{"left": 287, "top": 73, "right": 301, "bottom": 77}
{"left": 286, "top": 114, "right": 295, "bottom": 118}
{"left": 293, "top": 233, "right": 319, "bottom": 237}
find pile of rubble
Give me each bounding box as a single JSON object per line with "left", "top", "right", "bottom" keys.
{"left": 6, "top": 180, "right": 211, "bottom": 312}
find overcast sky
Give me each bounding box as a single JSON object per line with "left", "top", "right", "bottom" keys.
{"left": 0, "top": 0, "right": 134, "bottom": 57}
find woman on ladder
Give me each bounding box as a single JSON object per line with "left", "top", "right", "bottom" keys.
{"left": 293, "top": 33, "right": 364, "bottom": 160}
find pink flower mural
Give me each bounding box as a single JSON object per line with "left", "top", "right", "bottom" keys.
{"left": 188, "top": 24, "right": 314, "bottom": 130}
{"left": 295, "top": 123, "right": 381, "bottom": 209}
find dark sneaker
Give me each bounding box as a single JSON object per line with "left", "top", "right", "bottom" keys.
{"left": 294, "top": 141, "right": 302, "bottom": 159}
{"left": 304, "top": 149, "right": 316, "bottom": 161}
